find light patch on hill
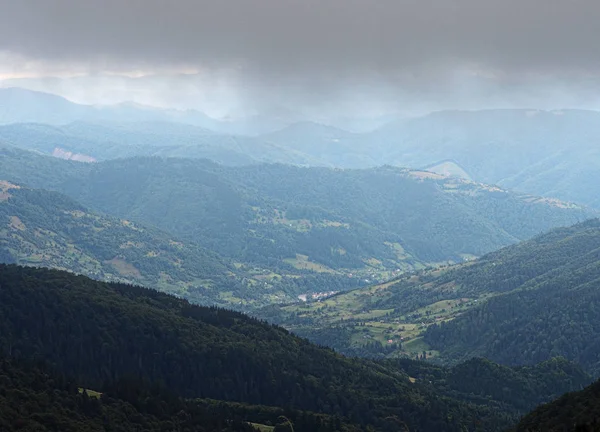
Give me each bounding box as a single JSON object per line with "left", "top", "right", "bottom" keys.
{"left": 0, "top": 180, "right": 20, "bottom": 201}
{"left": 64, "top": 209, "right": 86, "bottom": 218}
{"left": 52, "top": 147, "right": 97, "bottom": 163}
{"left": 9, "top": 216, "right": 25, "bottom": 231}
{"left": 252, "top": 208, "right": 350, "bottom": 232}
{"left": 406, "top": 170, "right": 446, "bottom": 181}
{"left": 105, "top": 257, "right": 142, "bottom": 278}
{"left": 525, "top": 196, "right": 584, "bottom": 210}
{"left": 121, "top": 219, "right": 143, "bottom": 231}
{"left": 284, "top": 254, "right": 337, "bottom": 274}
{"left": 424, "top": 160, "right": 472, "bottom": 181}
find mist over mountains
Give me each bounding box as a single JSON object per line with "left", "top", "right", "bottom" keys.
{"left": 2, "top": 86, "right": 600, "bottom": 209}
{"left": 5, "top": 0, "right": 600, "bottom": 429}
{"left": 2, "top": 70, "right": 600, "bottom": 432}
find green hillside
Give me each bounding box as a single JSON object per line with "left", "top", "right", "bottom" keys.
{"left": 265, "top": 219, "right": 600, "bottom": 364}
{"left": 0, "top": 180, "right": 235, "bottom": 299}
{"left": 1, "top": 148, "right": 593, "bottom": 285}
{"left": 0, "top": 181, "right": 361, "bottom": 308}
{"left": 0, "top": 264, "right": 589, "bottom": 431}
{"left": 420, "top": 220, "right": 600, "bottom": 373}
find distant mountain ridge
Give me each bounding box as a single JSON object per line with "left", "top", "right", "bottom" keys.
{"left": 0, "top": 120, "right": 324, "bottom": 166}
{"left": 0, "top": 87, "right": 287, "bottom": 135}
{"left": 3, "top": 91, "right": 600, "bottom": 208}
{"left": 1, "top": 148, "right": 593, "bottom": 283}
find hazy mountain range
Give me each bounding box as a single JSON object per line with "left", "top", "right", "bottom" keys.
{"left": 3, "top": 146, "right": 592, "bottom": 310}
{"left": 2, "top": 87, "right": 600, "bottom": 209}
{"left": 3, "top": 86, "right": 600, "bottom": 431}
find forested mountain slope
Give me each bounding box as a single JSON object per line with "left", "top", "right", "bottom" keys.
{"left": 0, "top": 182, "right": 362, "bottom": 308}
{"left": 391, "top": 357, "right": 590, "bottom": 415}
{"left": 264, "top": 220, "right": 600, "bottom": 363}
{"left": 0, "top": 358, "right": 274, "bottom": 432}
{"left": 1, "top": 147, "right": 593, "bottom": 283}
{"left": 516, "top": 377, "right": 600, "bottom": 432}
{"left": 0, "top": 264, "right": 589, "bottom": 431}
{"left": 421, "top": 219, "right": 600, "bottom": 373}
{"left": 0, "top": 181, "right": 241, "bottom": 303}
{"left": 0, "top": 265, "right": 498, "bottom": 431}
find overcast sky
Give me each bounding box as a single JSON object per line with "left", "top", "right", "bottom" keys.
{"left": 1, "top": 0, "right": 600, "bottom": 118}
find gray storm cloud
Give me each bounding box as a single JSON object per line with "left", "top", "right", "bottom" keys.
{"left": 2, "top": 0, "right": 600, "bottom": 117}
{"left": 1, "top": 0, "right": 600, "bottom": 74}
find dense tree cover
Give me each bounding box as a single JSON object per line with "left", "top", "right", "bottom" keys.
{"left": 0, "top": 357, "right": 361, "bottom": 432}
{"left": 0, "top": 148, "right": 592, "bottom": 276}
{"left": 516, "top": 377, "right": 600, "bottom": 431}
{"left": 422, "top": 220, "right": 600, "bottom": 373}
{"left": 389, "top": 357, "right": 591, "bottom": 414}
{"left": 0, "top": 357, "right": 255, "bottom": 432}
{"left": 0, "top": 264, "right": 553, "bottom": 431}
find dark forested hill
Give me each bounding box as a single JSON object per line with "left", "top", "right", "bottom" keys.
{"left": 516, "top": 377, "right": 600, "bottom": 432}
{"left": 0, "top": 358, "right": 269, "bottom": 432}
{"left": 0, "top": 264, "right": 589, "bottom": 431}
{"left": 420, "top": 219, "right": 600, "bottom": 373}
{"left": 0, "top": 356, "right": 375, "bottom": 432}
{"left": 1, "top": 148, "right": 593, "bottom": 285}
{"left": 390, "top": 357, "right": 590, "bottom": 415}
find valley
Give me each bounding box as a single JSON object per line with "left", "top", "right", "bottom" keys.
{"left": 0, "top": 182, "right": 367, "bottom": 308}
{"left": 261, "top": 265, "right": 505, "bottom": 359}
{"left": 265, "top": 219, "right": 600, "bottom": 372}
{"left": 0, "top": 264, "right": 593, "bottom": 432}
{"left": 3, "top": 3, "right": 600, "bottom": 429}
{"left": 1, "top": 146, "right": 594, "bottom": 312}
{"left": 1, "top": 119, "right": 599, "bottom": 430}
